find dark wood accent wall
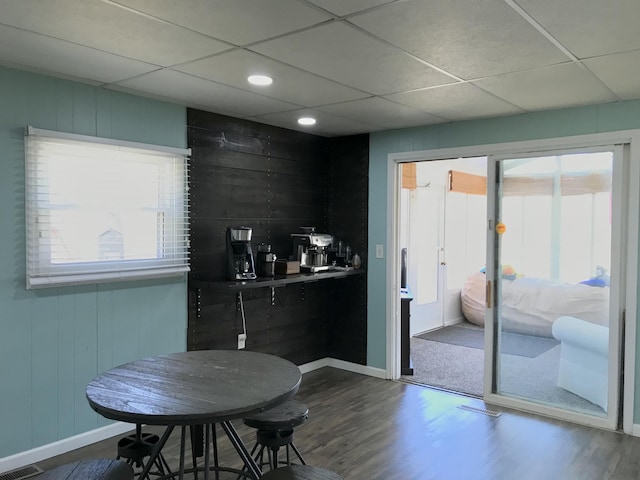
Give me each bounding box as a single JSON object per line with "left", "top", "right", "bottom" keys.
{"left": 325, "top": 135, "right": 369, "bottom": 364}
{"left": 187, "top": 109, "right": 368, "bottom": 366}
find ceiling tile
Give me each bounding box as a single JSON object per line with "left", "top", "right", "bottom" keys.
{"left": 251, "top": 22, "right": 455, "bottom": 95}
{"left": 0, "top": 0, "right": 231, "bottom": 66}
{"left": 252, "top": 108, "right": 382, "bottom": 137}
{"left": 385, "top": 83, "right": 524, "bottom": 121}
{"left": 317, "top": 97, "right": 445, "bottom": 129}
{"left": 584, "top": 51, "right": 640, "bottom": 101}
{"left": 349, "top": 0, "right": 569, "bottom": 80}
{"left": 0, "top": 25, "right": 158, "bottom": 85}
{"left": 516, "top": 0, "right": 640, "bottom": 58}
{"left": 110, "top": 0, "right": 332, "bottom": 45}
{"left": 110, "top": 69, "right": 300, "bottom": 117}
{"left": 175, "top": 49, "right": 369, "bottom": 107}
{"left": 307, "top": 0, "right": 395, "bottom": 17}
{"left": 473, "top": 63, "right": 618, "bottom": 111}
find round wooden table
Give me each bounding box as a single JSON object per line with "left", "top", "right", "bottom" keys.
{"left": 86, "top": 350, "right": 302, "bottom": 479}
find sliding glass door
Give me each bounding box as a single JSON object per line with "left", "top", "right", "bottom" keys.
{"left": 485, "top": 145, "right": 625, "bottom": 429}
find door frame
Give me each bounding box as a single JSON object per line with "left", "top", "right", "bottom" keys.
{"left": 386, "top": 130, "right": 640, "bottom": 433}
{"left": 486, "top": 144, "right": 625, "bottom": 431}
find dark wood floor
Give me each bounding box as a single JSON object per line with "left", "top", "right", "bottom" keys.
{"left": 34, "top": 367, "right": 640, "bottom": 480}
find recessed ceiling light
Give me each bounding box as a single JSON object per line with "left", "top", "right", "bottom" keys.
{"left": 298, "top": 117, "right": 316, "bottom": 126}
{"left": 247, "top": 75, "right": 273, "bottom": 86}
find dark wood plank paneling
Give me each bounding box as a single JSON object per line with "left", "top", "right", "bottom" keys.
{"left": 187, "top": 110, "right": 367, "bottom": 366}
{"left": 325, "top": 135, "right": 369, "bottom": 365}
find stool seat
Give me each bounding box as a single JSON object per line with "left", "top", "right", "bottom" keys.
{"left": 37, "top": 459, "right": 133, "bottom": 480}
{"left": 244, "top": 399, "right": 309, "bottom": 430}
{"left": 260, "top": 465, "right": 343, "bottom": 480}
{"left": 242, "top": 399, "right": 309, "bottom": 472}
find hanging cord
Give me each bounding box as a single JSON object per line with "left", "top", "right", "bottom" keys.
{"left": 239, "top": 291, "right": 247, "bottom": 336}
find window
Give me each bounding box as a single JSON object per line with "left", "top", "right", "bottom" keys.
{"left": 500, "top": 150, "right": 612, "bottom": 282}
{"left": 25, "top": 126, "right": 190, "bottom": 289}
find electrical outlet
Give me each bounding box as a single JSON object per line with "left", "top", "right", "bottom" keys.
{"left": 238, "top": 333, "right": 246, "bottom": 350}
{"left": 376, "top": 244, "right": 384, "bottom": 259}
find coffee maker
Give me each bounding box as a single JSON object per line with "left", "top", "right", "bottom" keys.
{"left": 291, "top": 227, "right": 334, "bottom": 273}
{"left": 226, "top": 226, "right": 257, "bottom": 281}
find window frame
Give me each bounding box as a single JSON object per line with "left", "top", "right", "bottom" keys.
{"left": 25, "top": 126, "right": 191, "bottom": 289}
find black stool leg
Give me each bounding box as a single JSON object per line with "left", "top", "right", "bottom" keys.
{"left": 212, "top": 423, "right": 221, "bottom": 480}
{"left": 190, "top": 425, "right": 200, "bottom": 480}
{"left": 270, "top": 445, "right": 278, "bottom": 470}
{"left": 289, "top": 442, "right": 306, "bottom": 465}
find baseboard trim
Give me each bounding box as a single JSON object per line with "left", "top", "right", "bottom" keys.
{"left": 0, "top": 422, "right": 133, "bottom": 474}
{"left": 298, "top": 357, "right": 331, "bottom": 374}
{"left": 2, "top": 357, "right": 386, "bottom": 473}
{"left": 299, "top": 357, "right": 387, "bottom": 379}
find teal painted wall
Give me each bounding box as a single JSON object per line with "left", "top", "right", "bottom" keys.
{"left": 368, "top": 101, "right": 640, "bottom": 383}
{"left": 0, "top": 67, "right": 188, "bottom": 458}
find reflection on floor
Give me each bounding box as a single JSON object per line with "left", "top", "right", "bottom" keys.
{"left": 33, "top": 367, "right": 639, "bottom": 480}
{"left": 402, "top": 321, "right": 603, "bottom": 416}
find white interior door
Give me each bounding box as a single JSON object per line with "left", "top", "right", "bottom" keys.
{"left": 407, "top": 185, "right": 445, "bottom": 333}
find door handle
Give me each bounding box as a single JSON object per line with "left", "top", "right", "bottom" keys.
{"left": 486, "top": 280, "right": 492, "bottom": 309}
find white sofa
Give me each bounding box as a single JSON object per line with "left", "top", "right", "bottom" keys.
{"left": 552, "top": 315, "right": 609, "bottom": 411}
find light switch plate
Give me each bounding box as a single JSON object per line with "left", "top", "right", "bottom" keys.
{"left": 238, "top": 333, "right": 246, "bottom": 350}
{"left": 376, "top": 244, "right": 384, "bottom": 258}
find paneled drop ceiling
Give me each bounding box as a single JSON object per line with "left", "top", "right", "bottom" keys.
{"left": 1, "top": 0, "right": 639, "bottom": 137}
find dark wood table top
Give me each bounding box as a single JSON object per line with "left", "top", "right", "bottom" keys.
{"left": 86, "top": 350, "right": 302, "bottom": 426}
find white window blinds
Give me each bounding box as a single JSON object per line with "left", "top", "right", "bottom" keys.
{"left": 25, "top": 126, "right": 190, "bottom": 289}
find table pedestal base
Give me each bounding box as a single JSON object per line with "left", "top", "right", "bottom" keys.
{"left": 139, "top": 422, "right": 263, "bottom": 480}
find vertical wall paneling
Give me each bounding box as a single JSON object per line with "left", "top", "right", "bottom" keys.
{"left": 368, "top": 99, "right": 640, "bottom": 399}
{"left": 187, "top": 110, "right": 368, "bottom": 366}
{"left": 0, "top": 66, "right": 188, "bottom": 458}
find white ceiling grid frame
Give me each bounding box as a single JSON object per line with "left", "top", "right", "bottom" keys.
{"left": 306, "top": 0, "right": 398, "bottom": 17}
{"left": 0, "top": 0, "right": 232, "bottom": 66}
{"left": 251, "top": 21, "right": 455, "bottom": 96}
{"left": 0, "top": 0, "right": 638, "bottom": 135}
{"left": 0, "top": 24, "right": 159, "bottom": 85}
{"left": 111, "top": 69, "right": 302, "bottom": 117}
{"left": 384, "top": 82, "right": 525, "bottom": 122}
{"left": 347, "top": 0, "right": 571, "bottom": 80}
{"left": 316, "top": 96, "right": 446, "bottom": 129}
{"left": 105, "top": 0, "right": 334, "bottom": 45}
{"left": 174, "top": 49, "right": 371, "bottom": 107}
{"left": 472, "top": 63, "right": 619, "bottom": 111}
{"left": 584, "top": 50, "right": 640, "bottom": 101}
{"left": 512, "top": 0, "right": 640, "bottom": 59}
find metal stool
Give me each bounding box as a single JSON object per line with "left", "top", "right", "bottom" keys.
{"left": 243, "top": 399, "right": 309, "bottom": 472}
{"left": 116, "top": 425, "right": 171, "bottom": 478}
{"left": 38, "top": 459, "right": 133, "bottom": 480}
{"left": 260, "top": 465, "right": 343, "bottom": 480}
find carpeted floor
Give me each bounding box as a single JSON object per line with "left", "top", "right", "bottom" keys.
{"left": 416, "top": 323, "right": 559, "bottom": 358}
{"left": 403, "top": 322, "right": 603, "bottom": 415}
